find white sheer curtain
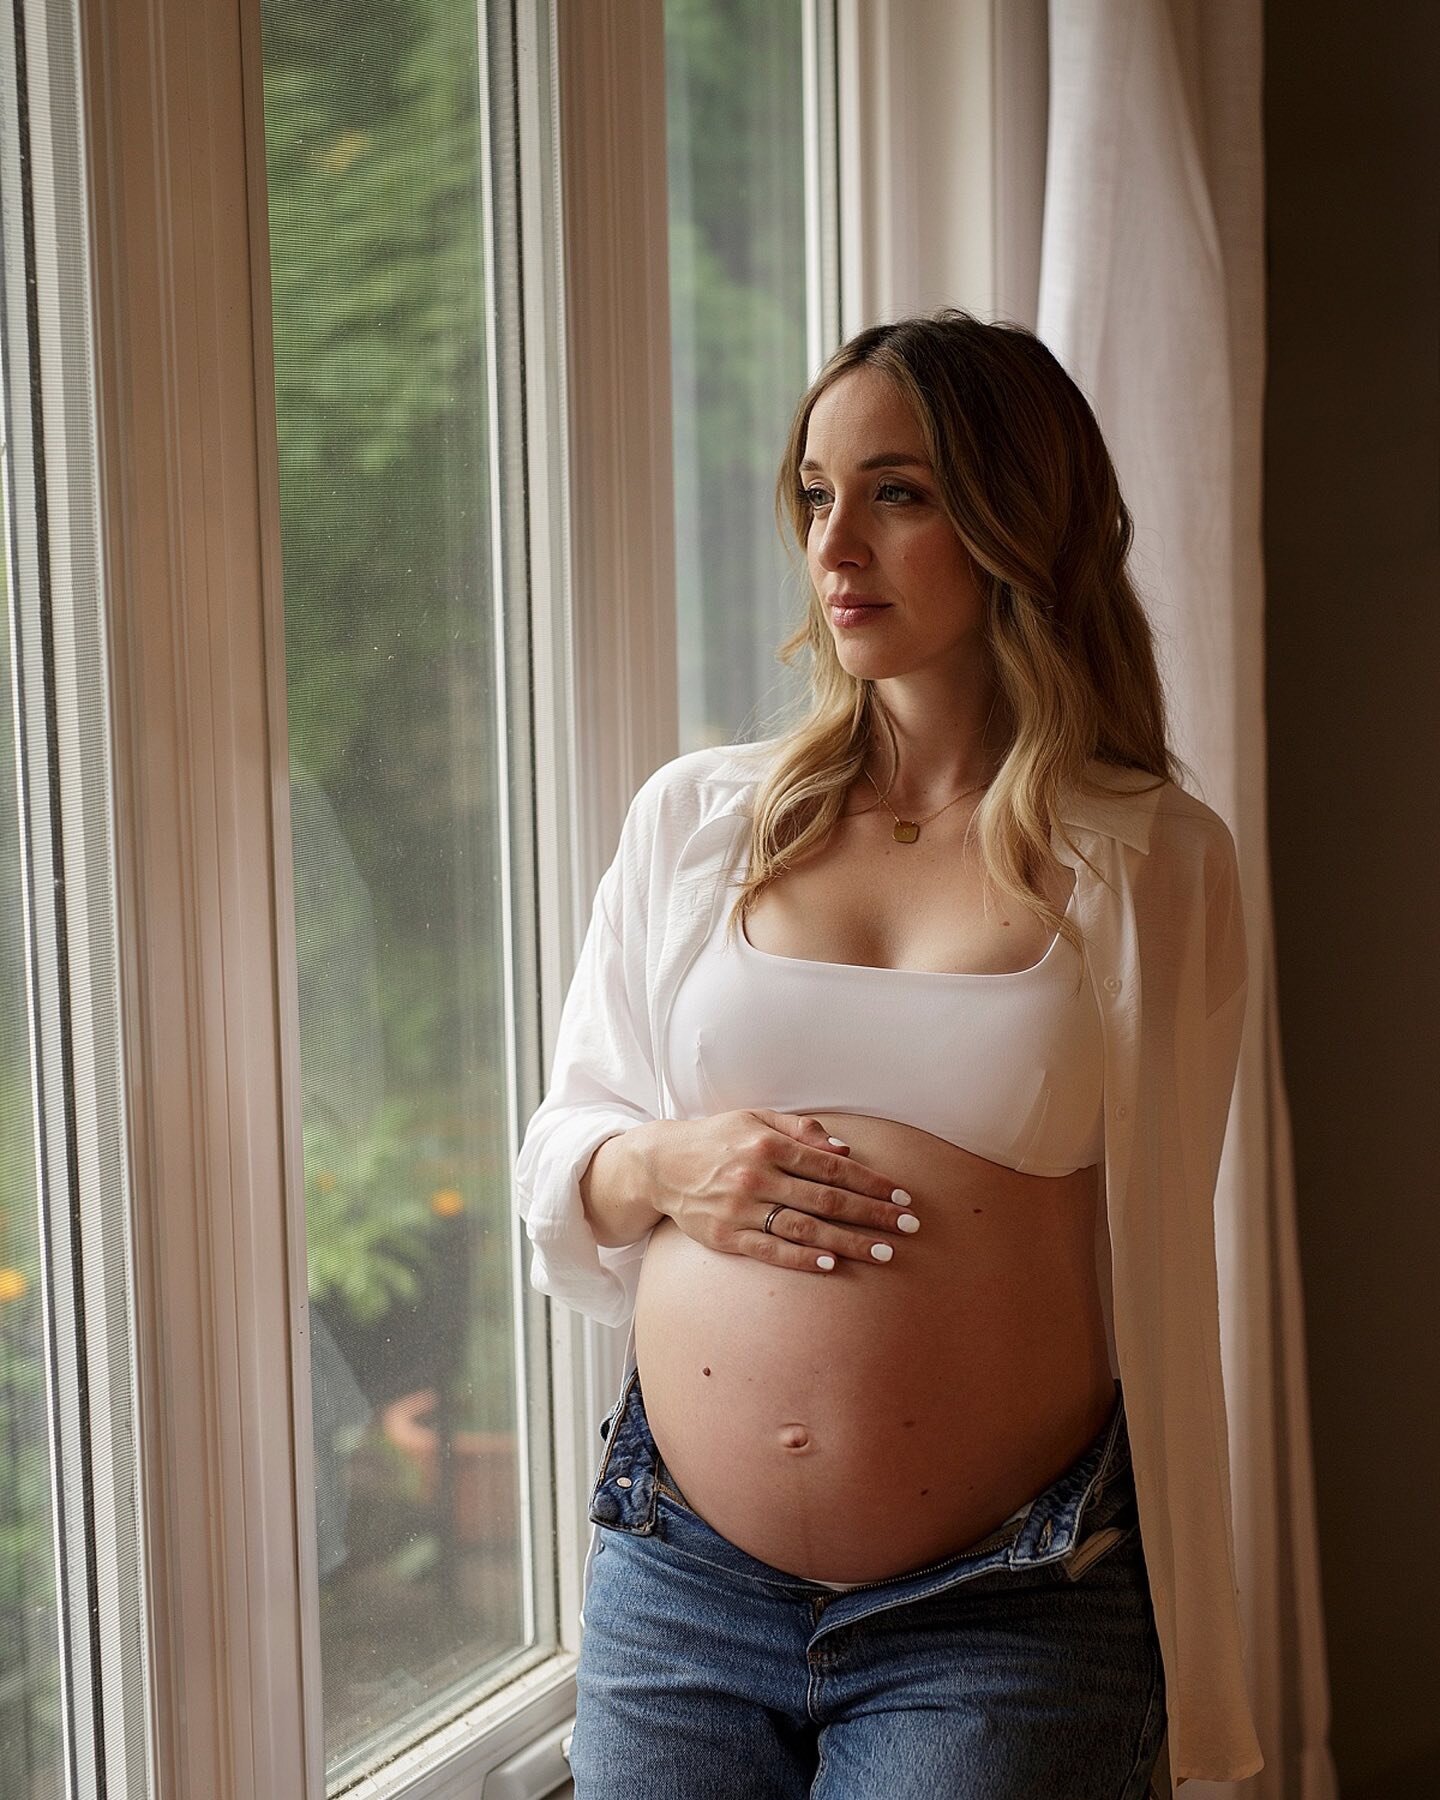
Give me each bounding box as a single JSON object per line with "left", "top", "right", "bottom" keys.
{"left": 1035, "top": 3, "right": 1336, "bottom": 1795}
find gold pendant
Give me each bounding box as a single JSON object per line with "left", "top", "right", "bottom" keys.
{"left": 893, "top": 819, "right": 920, "bottom": 843}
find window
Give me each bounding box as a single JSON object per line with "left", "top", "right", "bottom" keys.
{"left": 257, "top": 0, "right": 557, "bottom": 1785}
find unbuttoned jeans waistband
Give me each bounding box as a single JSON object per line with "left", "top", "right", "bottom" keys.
{"left": 588, "top": 1368, "right": 1138, "bottom": 1602}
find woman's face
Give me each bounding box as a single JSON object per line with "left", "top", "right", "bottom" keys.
{"left": 800, "top": 364, "right": 986, "bottom": 681}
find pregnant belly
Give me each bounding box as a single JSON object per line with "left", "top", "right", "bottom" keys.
{"left": 633, "top": 1112, "right": 1115, "bottom": 1584}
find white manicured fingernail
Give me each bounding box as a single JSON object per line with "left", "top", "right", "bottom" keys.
{"left": 870, "top": 1243, "right": 894, "bottom": 1262}
{"left": 897, "top": 1213, "right": 920, "bottom": 1233}
{"left": 817, "top": 1254, "right": 836, "bottom": 1270}
{"left": 891, "top": 1188, "right": 912, "bottom": 1205}
{"left": 828, "top": 1136, "right": 848, "bottom": 1148}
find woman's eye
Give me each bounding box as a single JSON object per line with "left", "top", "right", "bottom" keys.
{"left": 799, "top": 481, "right": 918, "bottom": 508}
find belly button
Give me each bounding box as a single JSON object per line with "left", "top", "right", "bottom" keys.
{"left": 779, "top": 1424, "right": 813, "bottom": 1452}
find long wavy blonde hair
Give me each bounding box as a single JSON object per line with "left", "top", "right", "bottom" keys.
{"left": 724, "top": 307, "right": 1187, "bottom": 983}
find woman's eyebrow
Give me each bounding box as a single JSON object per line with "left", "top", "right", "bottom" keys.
{"left": 798, "top": 452, "right": 931, "bottom": 474}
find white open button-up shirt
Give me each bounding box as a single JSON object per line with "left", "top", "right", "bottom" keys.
{"left": 514, "top": 737, "right": 1263, "bottom": 1792}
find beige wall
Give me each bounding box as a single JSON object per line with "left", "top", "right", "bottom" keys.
{"left": 1263, "top": 3, "right": 1440, "bottom": 1795}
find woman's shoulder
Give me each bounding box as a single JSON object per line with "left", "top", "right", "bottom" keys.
{"left": 1066, "top": 759, "right": 1237, "bottom": 863}
{"left": 629, "top": 735, "right": 777, "bottom": 815}
{"left": 612, "top": 738, "right": 775, "bottom": 868}
{"left": 1144, "top": 773, "right": 1240, "bottom": 867}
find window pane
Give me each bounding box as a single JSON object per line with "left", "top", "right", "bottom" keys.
{"left": 258, "top": 0, "right": 549, "bottom": 1783}
{"left": 666, "top": 0, "right": 824, "bottom": 749}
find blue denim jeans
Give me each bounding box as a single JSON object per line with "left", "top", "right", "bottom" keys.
{"left": 570, "top": 1367, "right": 1167, "bottom": 1799}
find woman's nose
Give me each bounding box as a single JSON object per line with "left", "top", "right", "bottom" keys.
{"left": 814, "top": 500, "right": 871, "bottom": 570}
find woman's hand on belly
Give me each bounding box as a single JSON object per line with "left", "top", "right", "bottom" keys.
{"left": 634, "top": 1107, "right": 920, "bottom": 1272}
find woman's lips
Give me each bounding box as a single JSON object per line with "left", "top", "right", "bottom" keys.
{"left": 829, "top": 602, "right": 891, "bottom": 628}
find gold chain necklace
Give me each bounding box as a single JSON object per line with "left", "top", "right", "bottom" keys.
{"left": 862, "top": 765, "right": 991, "bottom": 844}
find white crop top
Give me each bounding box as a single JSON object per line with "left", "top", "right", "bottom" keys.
{"left": 666, "top": 877, "right": 1105, "bottom": 1177}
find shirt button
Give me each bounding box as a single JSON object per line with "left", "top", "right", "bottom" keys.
{"left": 1104, "top": 976, "right": 1121, "bottom": 992}
{"left": 1114, "top": 1102, "right": 1129, "bottom": 1119}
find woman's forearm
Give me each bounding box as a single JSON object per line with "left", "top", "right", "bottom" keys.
{"left": 579, "top": 1121, "right": 673, "bottom": 1247}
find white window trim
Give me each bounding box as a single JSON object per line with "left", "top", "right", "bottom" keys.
{"left": 83, "top": 0, "right": 319, "bottom": 1790}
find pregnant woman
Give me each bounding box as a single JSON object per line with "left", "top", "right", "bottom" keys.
{"left": 514, "top": 309, "right": 1263, "bottom": 1797}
